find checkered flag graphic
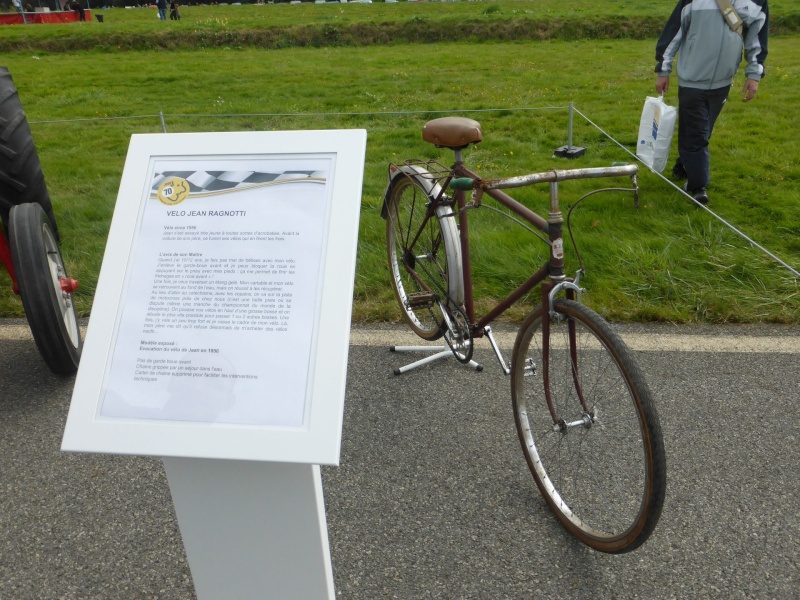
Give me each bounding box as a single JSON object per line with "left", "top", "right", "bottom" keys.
{"left": 150, "top": 170, "right": 326, "bottom": 198}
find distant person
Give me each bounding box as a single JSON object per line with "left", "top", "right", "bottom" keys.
{"left": 70, "top": 0, "right": 85, "bottom": 20}
{"left": 157, "top": 0, "right": 167, "bottom": 20}
{"left": 169, "top": 0, "right": 180, "bottom": 20}
{"left": 655, "top": 0, "right": 769, "bottom": 205}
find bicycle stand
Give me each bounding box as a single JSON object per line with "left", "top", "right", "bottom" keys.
{"left": 389, "top": 344, "right": 483, "bottom": 376}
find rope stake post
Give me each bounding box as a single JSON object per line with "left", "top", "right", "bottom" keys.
{"left": 554, "top": 102, "right": 586, "bottom": 159}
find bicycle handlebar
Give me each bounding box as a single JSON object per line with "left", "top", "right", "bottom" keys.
{"left": 451, "top": 164, "right": 638, "bottom": 191}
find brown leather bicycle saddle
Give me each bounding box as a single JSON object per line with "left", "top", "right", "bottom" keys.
{"left": 422, "top": 117, "right": 482, "bottom": 149}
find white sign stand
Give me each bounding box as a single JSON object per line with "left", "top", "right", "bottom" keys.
{"left": 62, "top": 130, "right": 367, "bottom": 599}
{"left": 163, "top": 458, "right": 333, "bottom": 599}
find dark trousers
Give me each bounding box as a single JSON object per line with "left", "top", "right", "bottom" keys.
{"left": 676, "top": 85, "right": 731, "bottom": 192}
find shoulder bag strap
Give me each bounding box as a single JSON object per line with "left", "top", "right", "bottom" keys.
{"left": 715, "top": 0, "right": 744, "bottom": 36}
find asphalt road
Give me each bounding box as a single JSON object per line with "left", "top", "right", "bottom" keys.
{"left": 1, "top": 319, "right": 798, "bottom": 599}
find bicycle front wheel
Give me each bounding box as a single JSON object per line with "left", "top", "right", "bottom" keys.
{"left": 511, "top": 299, "right": 665, "bottom": 553}
{"left": 385, "top": 169, "right": 462, "bottom": 341}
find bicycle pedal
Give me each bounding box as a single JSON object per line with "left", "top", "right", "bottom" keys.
{"left": 523, "top": 357, "right": 537, "bottom": 377}
{"left": 406, "top": 292, "right": 436, "bottom": 308}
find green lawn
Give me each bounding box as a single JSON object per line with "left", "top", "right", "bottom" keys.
{"left": 2, "top": 0, "right": 798, "bottom": 52}
{"left": 1, "top": 4, "right": 798, "bottom": 323}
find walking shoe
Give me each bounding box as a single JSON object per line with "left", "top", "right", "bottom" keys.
{"left": 684, "top": 183, "right": 709, "bottom": 205}
{"left": 671, "top": 161, "right": 687, "bottom": 179}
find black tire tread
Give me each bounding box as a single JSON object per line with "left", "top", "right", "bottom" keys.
{"left": 9, "top": 202, "right": 81, "bottom": 374}
{"left": 0, "top": 67, "right": 59, "bottom": 239}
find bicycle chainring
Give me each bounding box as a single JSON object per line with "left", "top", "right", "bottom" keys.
{"left": 443, "top": 303, "right": 474, "bottom": 364}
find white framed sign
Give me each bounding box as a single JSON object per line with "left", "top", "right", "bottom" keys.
{"left": 62, "top": 129, "right": 367, "bottom": 465}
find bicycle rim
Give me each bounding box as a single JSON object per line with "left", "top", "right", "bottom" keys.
{"left": 511, "top": 299, "right": 665, "bottom": 553}
{"left": 385, "top": 173, "right": 460, "bottom": 341}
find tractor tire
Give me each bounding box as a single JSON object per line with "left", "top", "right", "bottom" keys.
{"left": 0, "top": 66, "right": 60, "bottom": 240}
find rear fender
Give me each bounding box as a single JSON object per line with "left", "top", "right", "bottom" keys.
{"left": 381, "top": 164, "right": 447, "bottom": 220}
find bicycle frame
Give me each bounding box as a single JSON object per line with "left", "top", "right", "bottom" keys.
{"left": 416, "top": 160, "right": 638, "bottom": 420}
{"left": 417, "top": 160, "right": 639, "bottom": 339}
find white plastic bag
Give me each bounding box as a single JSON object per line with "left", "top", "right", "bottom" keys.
{"left": 636, "top": 95, "right": 676, "bottom": 173}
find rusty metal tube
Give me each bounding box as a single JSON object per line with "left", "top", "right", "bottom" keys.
{"left": 480, "top": 164, "right": 639, "bottom": 191}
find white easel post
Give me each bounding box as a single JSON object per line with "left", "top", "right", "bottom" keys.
{"left": 163, "top": 458, "right": 334, "bottom": 600}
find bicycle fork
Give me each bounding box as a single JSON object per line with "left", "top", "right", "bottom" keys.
{"left": 541, "top": 279, "right": 596, "bottom": 432}
{"left": 543, "top": 181, "right": 594, "bottom": 430}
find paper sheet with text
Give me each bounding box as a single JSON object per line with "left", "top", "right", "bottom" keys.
{"left": 99, "top": 156, "right": 333, "bottom": 428}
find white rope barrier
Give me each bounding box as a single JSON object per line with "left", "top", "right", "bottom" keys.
{"left": 29, "top": 104, "right": 798, "bottom": 278}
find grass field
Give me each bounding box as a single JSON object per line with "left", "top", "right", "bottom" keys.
{"left": 2, "top": 0, "right": 798, "bottom": 53}
{"left": 1, "top": 1, "right": 798, "bottom": 323}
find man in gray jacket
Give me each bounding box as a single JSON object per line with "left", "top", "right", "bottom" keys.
{"left": 655, "top": 0, "right": 768, "bottom": 204}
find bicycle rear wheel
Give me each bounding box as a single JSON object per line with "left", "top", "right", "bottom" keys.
{"left": 385, "top": 168, "right": 462, "bottom": 341}
{"left": 511, "top": 299, "right": 665, "bottom": 553}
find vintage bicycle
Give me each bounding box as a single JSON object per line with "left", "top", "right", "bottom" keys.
{"left": 381, "top": 116, "right": 666, "bottom": 553}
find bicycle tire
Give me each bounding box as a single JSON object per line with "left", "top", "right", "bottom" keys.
{"left": 385, "top": 167, "right": 463, "bottom": 341}
{"left": 0, "top": 67, "right": 59, "bottom": 240}
{"left": 9, "top": 203, "right": 82, "bottom": 375}
{"left": 511, "top": 299, "right": 665, "bottom": 553}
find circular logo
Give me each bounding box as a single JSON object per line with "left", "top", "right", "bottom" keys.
{"left": 157, "top": 177, "right": 190, "bottom": 206}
